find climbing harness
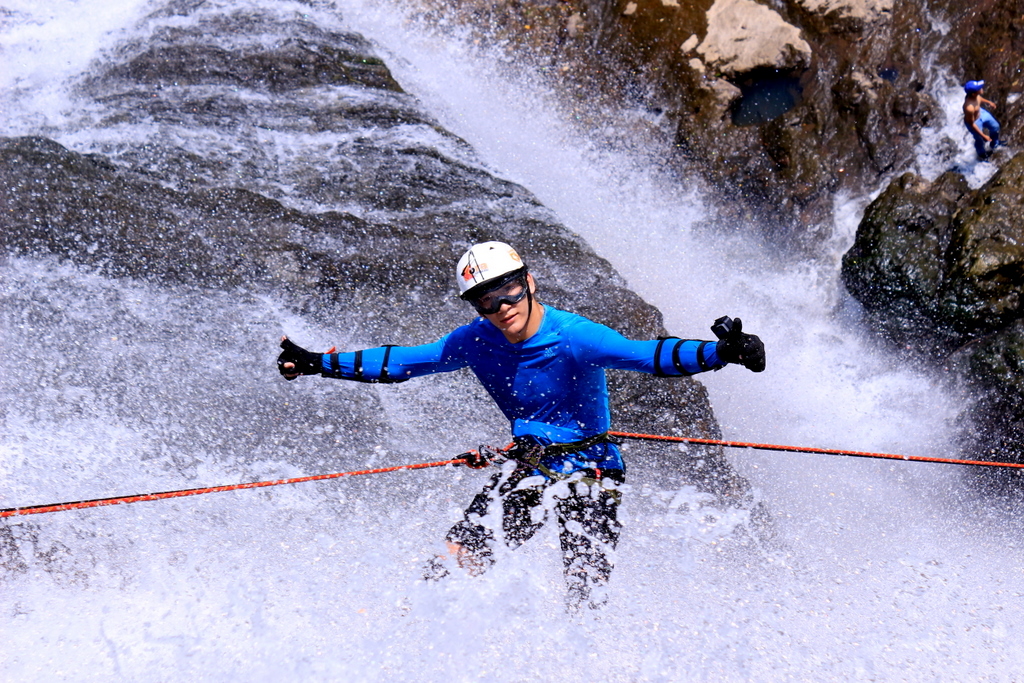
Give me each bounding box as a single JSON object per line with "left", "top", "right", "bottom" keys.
{"left": 496, "top": 432, "right": 618, "bottom": 475}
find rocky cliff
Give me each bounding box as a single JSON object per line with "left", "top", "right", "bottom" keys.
{"left": 409, "top": 0, "right": 1021, "bottom": 248}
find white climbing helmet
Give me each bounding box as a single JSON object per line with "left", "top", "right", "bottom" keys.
{"left": 455, "top": 241, "right": 527, "bottom": 298}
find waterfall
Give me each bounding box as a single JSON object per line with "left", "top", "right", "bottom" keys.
{"left": 3, "top": 1, "right": 1024, "bottom": 680}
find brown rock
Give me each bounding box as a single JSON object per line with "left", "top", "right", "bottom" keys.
{"left": 696, "top": 0, "right": 812, "bottom": 77}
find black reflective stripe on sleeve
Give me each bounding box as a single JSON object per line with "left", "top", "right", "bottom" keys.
{"left": 355, "top": 346, "right": 410, "bottom": 383}
{"left": 354, "top": 350, "right": 365, "bottom": 381}
{"left": 671, "top": 339, "right": 698, "bottom": 377}
{"left": 326, "top": 347, "right": 410, "bottom": 383}
{"left": 380, "top": 345, "right": 393, "bottom": 381}
{"left": 377, "top": 345, "right": 408, "bottom": 383}
{"left": 653, "top": 337, "right": 672, "bottom": 377}
{"left": 696, "top": 341, "right": 710, "bottom": 372}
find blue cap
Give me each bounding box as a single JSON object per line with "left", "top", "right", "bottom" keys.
{"left": 964, "top": 80, "right": 985, "bottom": 93}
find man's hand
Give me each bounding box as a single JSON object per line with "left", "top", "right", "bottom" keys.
{"left": 277, "top": 336, "right": 323, "bottom": 380}
{"left": 713, "top": 317, "right": 766, "bottom": 372}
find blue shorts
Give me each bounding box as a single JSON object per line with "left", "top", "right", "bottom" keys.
{"left": 967, "top": 109, "right": 1001, "bottom": 156}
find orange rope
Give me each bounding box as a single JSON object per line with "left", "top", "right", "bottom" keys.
{"left": 0, "top": 457, "right": 468, "bottom": 518}
{"left": 608, "top": 431, "right": 1024, "bottom": 469}
{"left": 6, "top": 430, "right": 1021, "bottom": 520}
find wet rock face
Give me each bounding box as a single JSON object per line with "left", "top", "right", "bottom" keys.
{"left": 0, "top": 2, "right": 753, "bottom": 503}
{"left": 942, "top": 157, "right": 1024, "bottom": 336}
{"left": 842, "top": 153, "right": 1024, "bottom": 461}
{"left": 673, "top": 0, "right": 938, "bottom": 242}
{"left": 790, "top": 0, "right": 893, "bottom": 34}
{"left": 934, "top": 0, "right": 1024, "bottom": 112}
{"left": 400, "top": 0, "right": 1023, "bottom": 249}
{"left": 841, "top": 170, "right": 971, "bottom": 353}
{"left": 92, "top": 19, "right": 402, "bottom": 93}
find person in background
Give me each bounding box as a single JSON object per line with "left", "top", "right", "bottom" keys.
{"left": 277, "top": 241, "right": 765, "bottom": 612}
{"left": 963, "top": 80, "right": 1001, "bottom": 160}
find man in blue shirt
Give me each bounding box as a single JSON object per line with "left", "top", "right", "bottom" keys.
{"left": 278, "top": 241, "right": 765, "bottom": 611}
{"left": 964, "top": 80, "right": 1001, "bottom": 160}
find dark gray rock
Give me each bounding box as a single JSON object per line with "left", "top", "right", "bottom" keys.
{"left": 940, "top": 154, "right": 1024, "bottom": 338}
{"left": 87, "top": 11, "right": 402, "bottom": 93}
{"left": 841, "top": 170, "right": 970, "bottom": 353}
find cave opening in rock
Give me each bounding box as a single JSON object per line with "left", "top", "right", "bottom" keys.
{"left": 731, "top": 70, "right": 804, "bottom": 126}
{"left": 878, "top": 67, "right": 899, "bottom": 82}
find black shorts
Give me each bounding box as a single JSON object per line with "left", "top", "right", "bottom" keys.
{"left": 446, "top": 463, "right": 623, "bottom": 564}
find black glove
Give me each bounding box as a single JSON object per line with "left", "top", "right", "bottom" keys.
{"left": 277, "top": 337, "right": 322, "bottom": 380}
{"left": 712, "top": 316, "right": 766, "bottom": 372}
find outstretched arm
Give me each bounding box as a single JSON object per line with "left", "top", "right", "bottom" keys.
{"left": 277, "top": 336, "right": 464, "bottom": 383}
{"left": 572, "top": 317, "right": 765, "bottom": 375}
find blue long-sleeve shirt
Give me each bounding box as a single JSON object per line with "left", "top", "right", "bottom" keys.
{"left": 320, "top": 307, "right": 725, "bottom": 475}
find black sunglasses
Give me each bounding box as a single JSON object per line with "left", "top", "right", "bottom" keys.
{"left": 469, "top": 275, "right": 529, "bottom": 315}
